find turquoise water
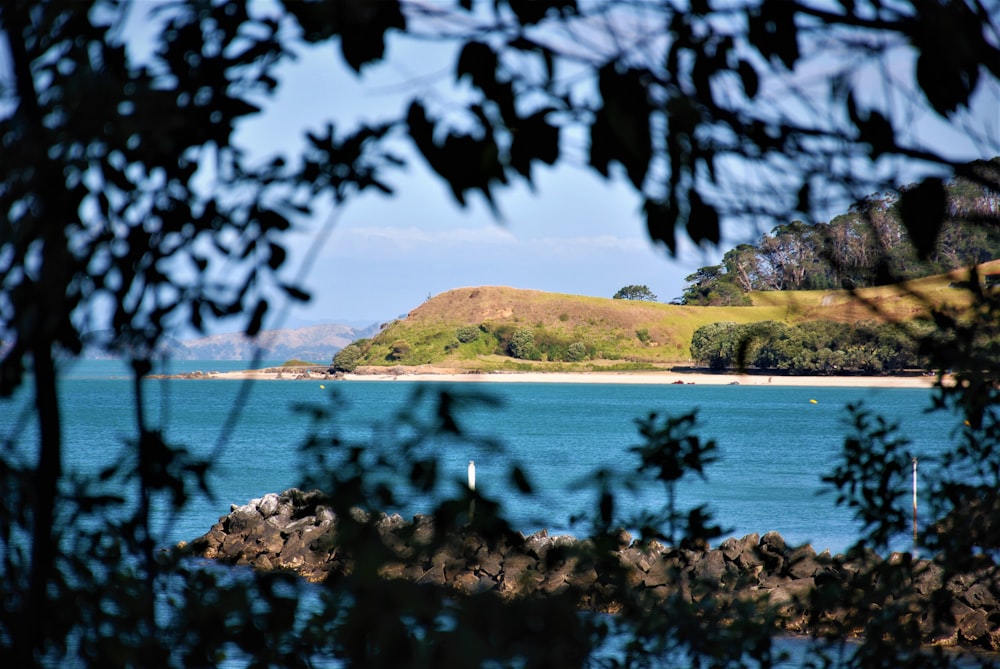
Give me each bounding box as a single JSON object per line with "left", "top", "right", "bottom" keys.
{"left": 1, "top": 360, "right": 959, "bottom": 555}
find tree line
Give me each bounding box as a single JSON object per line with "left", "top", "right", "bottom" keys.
{"left": 683, "top": 161, "right": 1000, "bottom": 306}
{"left": 689, "top": 320, "right": 937, "bottom": 374}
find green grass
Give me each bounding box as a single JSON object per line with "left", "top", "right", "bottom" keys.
{"left": 351, "top": 267, "right": 994, "bottom": 371}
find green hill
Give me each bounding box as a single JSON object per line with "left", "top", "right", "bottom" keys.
{"left": 343, "top": 262, "right": 998, "bottom": 373}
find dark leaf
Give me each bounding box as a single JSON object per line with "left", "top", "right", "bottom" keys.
{"left": 280, "top": 283, "right": 311, "bottom": 302}
{"left": 506, "top": 0, "right": 577, "bottom": 25}
{"left": 588, "top": 108, "right": 612, "bottom": 178}
{"left": 916, "top": 50, "right": 979, "bottom": 117}
{"left": 687, "top": 191, "right": 720, "bottom": 246}
{"left": 510, "top": 465, "right": 533, "bottom": 494}
{"left": 338, "top": 1, "right": 406, "bottom": 72}
{"left": 597, "top": 65, "right": 652, "bottom": 189}
{"left": 267, "top": 242, "right": 286, "bottom": 271}
{"left": 456, "top": 41, "right": 497, "bottom": 89}
{"left": 510, "top": 110, "right": 559, "bottom": 179}
{"left": 644, "top": 198, "right": 678, "bottom": 255}
{"left": 898, "top": 177, "right": 946, "bottom": 259}
{"left": 599, "top": 490, "right": 613, "bottom": 527}
{"left": 737, "top": 59, "right": 758, "bottom": 98}
{"left": 796, "top": 180, "right": 810, "bottom": 215}
{"left": 246, "top": 298, "right": 268, "bottom": 336}
{"left": 748, "top": 1, "right": 799, "bottom": 70}
{"left": 850, "top": 103, "right": 894, "bottom": 157}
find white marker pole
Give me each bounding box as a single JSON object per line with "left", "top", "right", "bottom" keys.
{"left": 912, "top": 457, "right": 918, "bottom": 546}
{"left": 468, "top": 460, "right": 476, "bottom": 522}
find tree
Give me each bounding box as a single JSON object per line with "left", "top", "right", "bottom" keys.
{"left": 612, "top": 284, "right": 658, "bottom": 301}
{"left": 333, "top": 341, "right": 368, "bottom": 373}
{"left": 1, "top": 1, "right": 999, "bottom": 668}
{"left": 508, "top": 327, "right": 537, "bottom": 360}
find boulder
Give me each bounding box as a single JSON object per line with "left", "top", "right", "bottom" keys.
{"left": 184, "top": 489, "right": 1000, "bottom": 653}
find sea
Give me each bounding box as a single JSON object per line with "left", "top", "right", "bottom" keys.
{"left": 1, "top": 360, "right": 960, "bottom": 555}
{"left": 3, "top": 359, "right": 983, "bottom": 667}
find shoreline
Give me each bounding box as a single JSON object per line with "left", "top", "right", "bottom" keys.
{"left": 170, "top": 367, "right": 942, "bottom": 389}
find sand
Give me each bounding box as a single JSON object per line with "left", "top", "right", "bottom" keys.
{"left": 193, "top": 367, "right": 941, "bottom": 389}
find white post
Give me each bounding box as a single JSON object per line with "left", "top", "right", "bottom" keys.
{"left": 912, "top": 457, "right": 918, "bottom": 545}
{"left": 468, "top": 460, "right": 476, "bottom": 522}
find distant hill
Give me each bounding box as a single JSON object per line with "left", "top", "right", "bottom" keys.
{"left": 82, "top": 322, "right": 380, "bottom": 362}
{"left": 344, "top": 262, "right": 997, "bottom": 372}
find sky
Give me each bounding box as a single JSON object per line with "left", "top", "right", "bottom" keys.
{"left": 134, "top": 3, "right": 998, "bottom": 332}
{"left": 228, "top": 20, "right": 727, "bottom": 329}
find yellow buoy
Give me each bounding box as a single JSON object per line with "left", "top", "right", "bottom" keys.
{"left": 319, "top": 385, "right": 325, "bottom": 389}
{"left": 809, "top": 399, "right": 818, "bottom": 404}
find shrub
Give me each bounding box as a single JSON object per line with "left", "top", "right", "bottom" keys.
{"left": 388, "top": 339, "right": 411, "bottom": 361}
{"left": 456, "top": 326, "right": 479, "bottom": 343}
{"left": 332, "top": 342, "right": 366, "bottom": 372}
{"left": 509, "top": 328, "right": 537, "bottom": 360}
{"left": 566, "top": 342, "right": 587, "bottom": 362}
{"left": 636, "top": 328, "right": 651, "bottom": 344}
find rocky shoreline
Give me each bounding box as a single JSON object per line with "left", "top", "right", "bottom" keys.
{"left": 183, "top": 488, "right": 1000, "bottom": 653}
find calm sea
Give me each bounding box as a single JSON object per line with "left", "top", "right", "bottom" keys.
{"left": 1, "top": 360, "right": 959, "bottom": 555}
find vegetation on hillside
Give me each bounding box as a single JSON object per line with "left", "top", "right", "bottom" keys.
{"left": 612, "top": 284, "right": 658, "bottom": 301}
{"left": 337, "top": 269, "right": 987, "bottom": 371}
{"left": 690, "top": 320, "right": 934, "bottom": 373}
{"left": 683, "top": 162, "right": 1000, "bottom": 305}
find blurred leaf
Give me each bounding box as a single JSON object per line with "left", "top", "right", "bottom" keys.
{"left": 246, "top": 298, "right": 268, "bottom": 336}
{"left": 737, "top": 59, "right": 758, "bottom": 98}
{"left": 505, "top": 0, "right": 577, "bottom": 25}
{"left": 748, "top": 1, "right": 799, "bottom": 70}
{"left": 644, "top": 198, "right": 678, "bottom": 255}
{"left": 899, "top": 177, "right": 946, "bottom": 259}
{"left": 510, "top": 465, "right": 533, "bottom": 494}
{"left": 456, "top": 41, "right": 497, "bottom": 89}
{"left": 688, "top": 190, "right": 720, "bottom": 246}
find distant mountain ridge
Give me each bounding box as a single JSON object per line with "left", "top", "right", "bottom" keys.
{"left": 81, "top": 322, "right": 380, "bottom": 362}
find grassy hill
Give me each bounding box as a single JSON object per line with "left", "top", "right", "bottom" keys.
{"left": 348, "top": 261, "right": 999, "bottom": 372}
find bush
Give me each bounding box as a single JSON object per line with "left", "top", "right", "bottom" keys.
{"left": 509, "top": 328, "right": 537, "bottom": 360}
{"left": 636, "top": 328, "right": 650, "bottom": 344}
{"left": 388, "top": 339, "right": 411, "bottom": 361}
{"left": 566, "top": 342, "right": 587, "bottom": 362}
{"left": 331, "top": 342, "right": 367, "bottom": 372}
{"left": 690, "top": 322, "right": 741, "bottom": 369}
{"left": 456, "top": 326, "right": 479, "bottom": 343}
{"left": 691, "top": 320, "right": 931, "bottom": 373}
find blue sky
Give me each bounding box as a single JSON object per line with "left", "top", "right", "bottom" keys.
{"left": 231, "top": 29, "right": 729, "bottom": 328}
{"left": 136, "top": 4, "right": 998, "bottom": 331}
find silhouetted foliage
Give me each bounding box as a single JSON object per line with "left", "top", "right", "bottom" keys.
{"left": 2, "top": 1, "right": 1000, "bottom": 668}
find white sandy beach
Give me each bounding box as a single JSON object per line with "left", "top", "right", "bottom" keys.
{"left": 193, "top": 367, "right": 941, "bottom": 389}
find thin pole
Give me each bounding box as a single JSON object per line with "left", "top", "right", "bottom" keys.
{"left": 912, "top": 457, "right": 918, "bottom": 546}
{"left": 468, "top": 460, "right": 476, "bottom": 522}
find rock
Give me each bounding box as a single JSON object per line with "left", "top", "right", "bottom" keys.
{"left": 720, "top": 533, "right": 759, "bottom": 562}
{"left": 185, "top": 489, "right": 1000, "bottom": 653}
{"left": 957, "top": 608, "right": 991, "bottom": 646}
{"left": 692, "top": 549, "right": 728, "bottom": 585}
{"left": 786, "top": 544, "right": 819, "bottom": 580}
